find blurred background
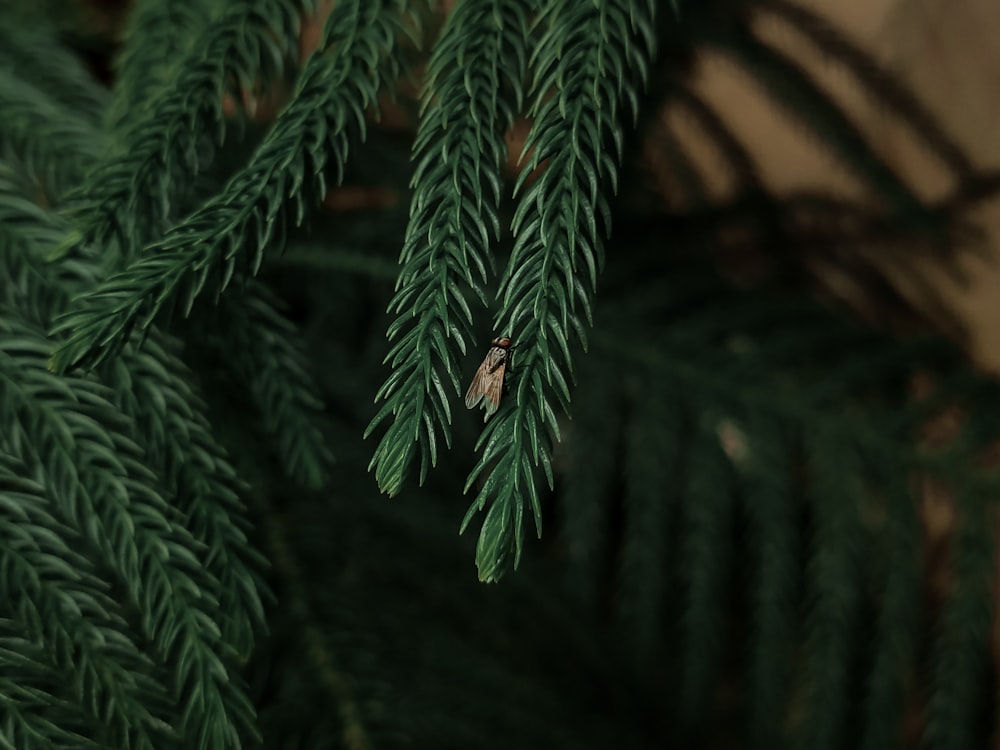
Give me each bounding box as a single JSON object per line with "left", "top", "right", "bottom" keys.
{"left": 4, "top": 1, "right": 1000, "bottom": 749}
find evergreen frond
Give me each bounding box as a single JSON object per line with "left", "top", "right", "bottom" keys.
{"left": 107, "top": 333, "right": 268, "bottom": 658}
{"left": 742, "top": 418, "right": 798, "bottom": 750}
{"left": 925, "top": 484, "right": 996, "bottom": 750}
{"left": 0, "top": 170, "right": 265, "bottom": 712}
{"left": 80, "top": 0, "right": 312, "bottom": 257}
{"left": 0, "top": 622, "right": 98, "bottom": 750}
{"left": 259, "top": 490, "right": 650, "bottom": 750}
{"left": 0, "top": 26, "right": 107, "bottom": 126}
{"left": 4, "top": 1, "right": 1000, "bottom": 747}
{"left": 23, "top": 0, "right": 354, "bottom": 501}
{"left": 106, "top": 0, "right": 217, "bottom": 133}
{"left": 0, "top": 453, "right": 170, "bottom": 750}
{"left": 0, "top": 49, "right": 328, "bottom": 556}
{"left": 0, "top": 315, "right": 257, "bottom": 749}
{"left": 50, "top": 0, "right": 414, "bottom": 373}
{"left": 0, "top": 163, "right": 270, "bottom": 661}
{"left": 616, "top": 372, "right": 681, "bottom": 665}
{"left": 0, "top": 166, "right": 100, "bottom": 327}
{"left": 797, "top": 435, "right": 864, "bottom": 750}
{"left": 676, "top": 411, "right": 736, "bottom": 732}
{"left": 0, "top": 69, "right": 104, "bottom": 200}
{"left": 560, "top": 357, "right": 621, "bottom": 604}
{"left": 581, "top": 257, "right": 1000, "bottom": 747}
{"left": 202, "top": 285, "right": 333, "bottom": 489}
{"left": 860, "top": 467, "right": 919, "bottom": 750}
{"left": 367, "top": 0, "right": 533, "bottom": 496}
{"left": 464, "top": 0, "right": 658, "bottom": 581}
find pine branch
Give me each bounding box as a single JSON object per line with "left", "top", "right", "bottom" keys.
{"left": 366, "top": 0, "right": 533, "bottom": 496}
{"left": 107, "top": 334, "right": 268, "bottom": 657}
{"left": 79, "top": 0, "right": 313, "bottom": 257}
{"left": 0, "top": 27, "right": 107, "bottom": 126}
{"left": 0, "top": 163, "right": 269, "bottom": 659}
{"left": 560, "top": 358, "right": 620, "bottom": 604}
{"left": 589, "top": 258, "right": 1000, "bottom": 746}
{"left": 3, "top": 16, "right": 332, "bottom": 500}
{"left": 677, "top": 413, "right": 735, "bottom": 730}
{"left": 0, "top": 453, "right": 170, "bottom": 750}
{"left": 205, "top": 285, "right": 333, "bottom": 489}
{"left": 20, "top": 0, "right": 347, "bottom": 495}
{"left": 262, "top": 492, "right": 640, "bottom": 750}
{"left": 106, "top": 0, "right": 217, "bottom": 133}
{"left": 50, "top": 0, "right": 413, "bottom": 372}
{"left": 464, "top": 0, "right": 658, "bottom": 581}
{"left": 0, "top": 166, "right": 101, "bottom": 328}
{"left": 859, "top": 467, "right": 919, "bottom": 750}
{"left": 616, "top": 373, "right": 681, "bottom": 665}
{"left": 0, "top": 70, "right": 104, "bottom": 200}
{"left": 742, "top": 418, "right": 798, "bottom": 750}
{"left": 796, "top": 435, "right": 864, "bottom": 750}
{"left": 925, "top": 483, "right": 996, "bottom": 750}
{"left": 0, "top": 623, "right": 98, "bottom": 750}
{"left": 2, "top": 1, "right": 997, "bottom": 745}
{"left": 0, "top": 2, "right": 92, "bottom": 38}
{"left": 0, "top": 315, "right": 257, "bottom": 750}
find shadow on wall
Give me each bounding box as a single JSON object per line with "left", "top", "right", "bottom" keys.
{"left": 684, "top": 0, "right": 1000, "bottom": 371}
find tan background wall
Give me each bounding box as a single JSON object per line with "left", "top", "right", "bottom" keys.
{"left": 690, "top": 0, "right": 1000, "bottom": 370}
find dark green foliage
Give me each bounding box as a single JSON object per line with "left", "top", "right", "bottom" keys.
{"left": 81, "top": 0, "right": 314, "bottom": 256}
{"left": 0, "top": 621, "right": 100, "bottom": 750}
{"left": 49, "top": 0, "right": 414, "bottom": 372}
{"left": 3, "top": 1, "right": 1000, "bottom": 749}
{"left": 677, "top": 414, "right": 736, "bottom": 728}
{"left": 0, "top": 69, "right": 104, "bottom": 199}
{"left": 0, "top": 166, "right": 267, "bottom": 665}
{"left": 0, "top": 26, "right": 108, "bottom": 126}
{"left": 925, "top": 485, "right": 996, "bottom": 750}
{"left": 105, "top": 334, "right": 268, "bottom": 658}
{"left": 367, "top": 0, "right": 533, "bottom": 497}
{"left": 105, "top": 0, "right": 217, "bottom": 134}
{"left": 0, "top": 453, "right": 169, "bottom": 750}
{"left": 742, "top": 419, "right": 799, "bottom": 750}
{"left": 464, "top": 0, "right": 659, "bottom": 581}
{"left": 616, "top": 373, "right": 682, "bottom": 664}
{"left": 200, "top": 285, "right": 333, "bottom": 489}
{"left": 581, "top": 261, "right": 1000, "bottom": 748}
{"left": 860, "top": 467, "right": 919, "bottom": 750}
{"left": 797, "top": 436, "right": 865, "bottom": 750}
{"left": 0, "top": 315, "right": 257, "bottom": 749}
{"left": 559, "top": 357, "right": 622, "bottom": 604}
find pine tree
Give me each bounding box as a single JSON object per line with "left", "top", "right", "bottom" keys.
{"left": 2, "top": 0, "right": 999, "bottom": 748}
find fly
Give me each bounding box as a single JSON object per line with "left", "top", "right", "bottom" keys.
{"left": 465, "top": 336, "right": 512, "bottom": 418}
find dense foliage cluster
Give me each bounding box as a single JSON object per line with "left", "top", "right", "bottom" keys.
{"left": 1, "top": 0, "right": 999, "bottom": 748}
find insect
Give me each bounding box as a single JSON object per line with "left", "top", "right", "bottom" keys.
{"left": 465, "top": 336, "right": 513, "bottom": 418}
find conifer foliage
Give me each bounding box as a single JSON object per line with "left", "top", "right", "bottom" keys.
{"left": 3, "top": 0, "right": 1000, "bottom": 749}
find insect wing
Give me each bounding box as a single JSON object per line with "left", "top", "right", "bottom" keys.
{"left": 481, "top": 359, "right": 506, "bottom": 416}
{"left": 464, "top": 361, "right": 491, "bottom": 409}
{"left": 465, "top": 346, "right": 508, "bottom": 414}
